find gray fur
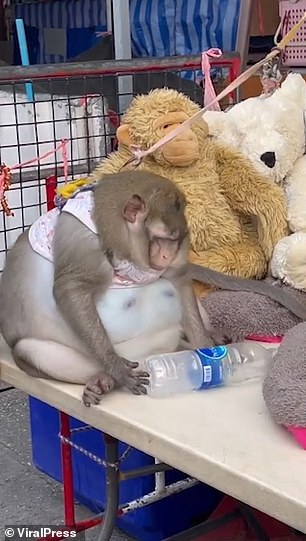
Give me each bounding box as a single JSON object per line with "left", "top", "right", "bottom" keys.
{"left": 262, "top": 322, "right": 306, "bottom": 426}
{"left": 202, "top": 289, "right": 300, "bottom": 339}
{"left": 53, "top": 212, "right": 118, "bottom": 374}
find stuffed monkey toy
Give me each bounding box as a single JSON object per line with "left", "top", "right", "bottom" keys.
{"left": 89, "top": 88, "right": 288, "bottom": 297}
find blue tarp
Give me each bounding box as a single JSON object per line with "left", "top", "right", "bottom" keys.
{"left": 130, "top": 0, "right": 241, "bottom": 57}
{"left": 13, "top": 0, "right": 241, "bottom": 65}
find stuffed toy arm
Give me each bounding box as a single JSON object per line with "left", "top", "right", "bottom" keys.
{"left": 185, "top": 195, "right": 268, "bottom": 279}
{"left": 216, "top": 146, "right": 289, "bottom": 260}
{"left": 270, "top": 231, "right": 306, "bottom": 290}
{"left": 270, "top": 155, "right": 306, "bottom": 291}
{"left": 284, "top": 155, "right": 306, "bottom": 232}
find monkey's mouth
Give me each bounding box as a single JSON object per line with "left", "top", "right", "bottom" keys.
{"left": 150, "top": 237, "right": 179, "bottom": 270}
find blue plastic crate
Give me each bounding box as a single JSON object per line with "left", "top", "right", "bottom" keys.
{"left": 29, "top": 396, "right": 222, "bottom": 541}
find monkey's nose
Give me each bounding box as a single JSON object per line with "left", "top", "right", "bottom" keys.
{"left": 260, "top": 151, "right": 276, "bottom": 168}
{"left": 170, "top": 228, "right": 180, "bottom": 239}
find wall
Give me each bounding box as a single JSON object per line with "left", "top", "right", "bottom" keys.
{"left": 250, "top": 0, "right": 280, "bottom": 36}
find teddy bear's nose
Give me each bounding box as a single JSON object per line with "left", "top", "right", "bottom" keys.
{"left": 260, "top": 151, "right": 276, "bottom": 168}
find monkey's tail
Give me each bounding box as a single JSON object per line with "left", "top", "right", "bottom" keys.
{"left": 189, "top": 263, "right": 306, "bottom": 321}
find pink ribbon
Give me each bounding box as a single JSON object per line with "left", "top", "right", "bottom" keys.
{"left": 128, "top": 46, "right": 284, "bottom": 166}
{"left": 201, "top": 48, "right": 223, "bottom": 110}
{"left": 11, "top": 138, "right": 69, "bottom": 183}
{"left": 61, "top": 139, "right": 68, "bottom": 183}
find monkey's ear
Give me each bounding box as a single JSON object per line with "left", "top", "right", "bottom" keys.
{"left": 123, "top": 195, "right": 145, "bottom": 223}
{"left": 117, "top": 124, "right": 132, "bottom": 147}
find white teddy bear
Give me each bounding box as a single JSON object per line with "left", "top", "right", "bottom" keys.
{"left": 203, "top": 73, "right": 306, "bottom": 291}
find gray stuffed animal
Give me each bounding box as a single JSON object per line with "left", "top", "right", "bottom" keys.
{"left": 202, "top": 287, "right": 301, "bottom": 339}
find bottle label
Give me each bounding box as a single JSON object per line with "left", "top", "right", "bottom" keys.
{"left": 195, "top": 346, "right": 228, "bottom": 388}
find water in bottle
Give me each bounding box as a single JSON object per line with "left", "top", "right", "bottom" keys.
{"left": 144, "top": 342, "right": 277, "bottom": 398}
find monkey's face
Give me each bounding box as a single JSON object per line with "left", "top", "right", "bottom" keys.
{"left": 144, "top": 190, "right": 189, "bottom": 271}
{"left": 153, "top": 112, "right": 199, "bottom": 168}
{"left": 122, "top": 186, "right": 188, "bottom": 272}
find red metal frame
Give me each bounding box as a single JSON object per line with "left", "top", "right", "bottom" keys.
{"left": 60, "top": 411, "right": 76, "bottom": 527}
{"left": 37, "top": 412, "right": 103, "bottom": 540}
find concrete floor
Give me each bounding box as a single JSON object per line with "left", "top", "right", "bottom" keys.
{"left": 0, "top": 381, "right": 131, "bottom": 541}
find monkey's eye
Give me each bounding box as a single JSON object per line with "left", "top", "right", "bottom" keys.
{"left": 163, "top": 124, "right": 170, "bottom": 129}
{"left": 175, "top": 199, "right": 181, "bottom": 211}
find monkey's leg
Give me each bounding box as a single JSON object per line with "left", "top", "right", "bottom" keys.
{"left": 13, "top": 338, "right": 109, "bottom": 384}
{"left": 14, "top": 339, "right": 116, "bottom": 406}
{"left": 190, "top": 243, "right": 268, "bottom": 298}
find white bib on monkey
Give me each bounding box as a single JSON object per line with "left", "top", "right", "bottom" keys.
{"left": 28, "top": 189, "right": 183, "bottom": 360}
{"left": 29, "top": 189, "right": 163, "bottom": 287}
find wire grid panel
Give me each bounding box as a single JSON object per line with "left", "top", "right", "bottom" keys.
{"left": 279, "top": 0, "right": 306, "bottom": 66}
{"left": 0, "top": 55, "right": 239, "bottom": 272}
{"left": 0, "top": 81, "right": 112, "bottom": 271}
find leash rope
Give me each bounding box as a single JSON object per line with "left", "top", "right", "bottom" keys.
{"left": 128, "top": 11, "right": 306, "bottom": 166}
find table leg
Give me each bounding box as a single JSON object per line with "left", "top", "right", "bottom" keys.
{"left": 59, "top": 411, "right": 76, "bottom": 527}
{"left": 96, "top": 434, "right": 120, "bottom": 541}
{"left": 238, "top": 502, "right": 270, "bottom": 541}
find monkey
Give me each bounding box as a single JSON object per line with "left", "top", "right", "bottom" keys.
{"left": 0, "top": 170, "right": 225, "bottom": 407}
{"left": 188, "top": 263, "right": 306, "bottom": 322}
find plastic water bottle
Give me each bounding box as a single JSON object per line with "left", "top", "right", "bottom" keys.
{"left": 144, "top": 342, "right": 277, "bottom": 398}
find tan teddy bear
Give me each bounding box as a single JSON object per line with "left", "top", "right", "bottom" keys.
{"left": 90, "top": 88, "right": 288, "bottom": 297}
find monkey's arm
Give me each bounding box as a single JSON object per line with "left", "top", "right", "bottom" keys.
{"left": 165, "top": 262, "right": 218, "bottom": 348}
{"left": 216, "top": 145, "right": 289, "bottom": 260}
{"left": 52, "top": 213, "right": 148, "bottom": 392}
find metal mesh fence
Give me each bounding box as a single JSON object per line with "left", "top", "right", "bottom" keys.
{"left": 0, "top": 53, "right": 240, "bottom": 272}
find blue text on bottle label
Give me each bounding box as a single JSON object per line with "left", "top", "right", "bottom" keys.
{"left": 196, "top": 346, "right": 228, "bottom": 388}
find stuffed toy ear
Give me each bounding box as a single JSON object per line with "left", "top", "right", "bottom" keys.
{"left": 116, "top": 124, "right": 132, "bottom": 147}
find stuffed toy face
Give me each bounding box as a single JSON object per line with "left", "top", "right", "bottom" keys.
{"left": 116, "top": 88, "right": 209, "bottom": 168}
{"left": 204, "top": 73, "right": 306, "bottom": 185}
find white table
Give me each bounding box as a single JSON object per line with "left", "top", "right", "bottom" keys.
{"left": 1, "top": 339, "right": 306, "bottom": 536}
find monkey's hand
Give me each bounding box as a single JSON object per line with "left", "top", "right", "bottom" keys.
{"left": 108, "top": 353, "right": 150, "bottom": 395}
{"left": 209, "top": 327, "right": 234, "bottom": 346}
{"left": 209, "top": 327, "right": 247, "bottom": 345}
{"left": 184, "top": 328, "right": 232, "bottom": 348}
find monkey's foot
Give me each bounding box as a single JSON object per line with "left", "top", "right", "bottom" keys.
{"left": 209, "top": 326, "right": 243, "bottom": 346}
{"left": 82, "top": 372, "right": 115, "bottom": 407}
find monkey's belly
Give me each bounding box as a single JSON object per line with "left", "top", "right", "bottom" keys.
{"left": 96, "top": 281, "right": 182, "bottom": 344}
{"left": 29, "top": 250, "right": 182, "bottom": 351}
